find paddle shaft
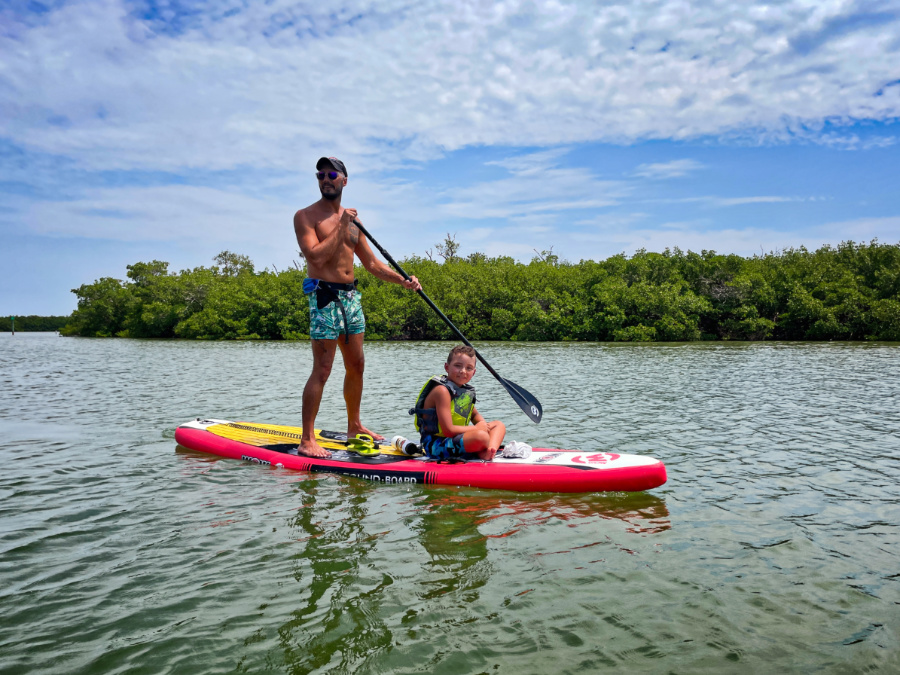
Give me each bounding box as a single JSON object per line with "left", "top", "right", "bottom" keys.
{"left": 353, "top": 220, "right": 507, "bottom": 386}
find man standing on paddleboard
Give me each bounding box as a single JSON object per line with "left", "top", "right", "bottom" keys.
{"left": 293, "top": 157, "right": 421, "bottom": 458}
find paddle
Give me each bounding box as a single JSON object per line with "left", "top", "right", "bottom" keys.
{"left": 353, "top": 219, "right": 543, "bottom": 424}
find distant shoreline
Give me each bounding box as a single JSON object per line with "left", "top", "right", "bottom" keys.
{"left": 1, "top": 316, "right": 70, "bottom": 332}
{"left": 52, "top": 241, "right": 900, "bottom": 342}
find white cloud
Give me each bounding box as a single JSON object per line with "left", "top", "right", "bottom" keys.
{"left": 486, "top": 148, "right": 572, "bottom": 175}
{"left": 813, "top": 215, "right": 900, "bottom": 243}
{"left": 635, "top": 194, "right": 812, "bottom": 208}
{"left": 565, "top": 215, "right": 900, "bottom": 261}
{"left": 15, "top": 174, "right": 447, "bottom": 267}
{"left": 2, "top": 0, "right": 899, "bottom": 175}
{"left": 711, "top": 196, "right": 802, "bottom": 207}
{"left": 438, "top": 149, "right": 630, "bottom": 220}
{"left": 24, "top": 184, "right": 290, "bottom": 244}
{"left": 631, "top": 159, "right": 705, "bottom": 179}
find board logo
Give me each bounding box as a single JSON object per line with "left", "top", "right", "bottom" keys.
{"left": 571, "top": 453, "right": 620, "bottom": 465}
{"left": 531, "top": 405, "right": 539, "bottom": 416}
{"left": 241, "top": 455, "right": 271, "bottom": 466}
{"left": 347, "top": 473, "right": 418, "bottom": 484}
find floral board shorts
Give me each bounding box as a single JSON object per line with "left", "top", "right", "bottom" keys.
{"left": 308, "top": 289, "right": 366, "bottom": 341}
{"left": 419, "top": 433, "right": 468, "bottom": 460}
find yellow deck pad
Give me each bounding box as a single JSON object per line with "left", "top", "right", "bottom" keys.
{"left": 207, "top": 421, "right": 408, "bottom": 455}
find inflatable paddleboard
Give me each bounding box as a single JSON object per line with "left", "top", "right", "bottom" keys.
{"left": 174, "top": 419, "right": 667, "bottom": 494}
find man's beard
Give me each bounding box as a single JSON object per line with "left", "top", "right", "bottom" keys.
{"left": 321, "top": 186, "right": 342, "bottom": 201}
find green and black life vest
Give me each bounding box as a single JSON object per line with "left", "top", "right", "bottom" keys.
{"left": 410, "top": 375, "right": 476, "bottom": 436}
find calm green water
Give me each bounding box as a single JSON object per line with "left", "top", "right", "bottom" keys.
{"left": 1, "top": 333, "right": 898, "bottom": 674}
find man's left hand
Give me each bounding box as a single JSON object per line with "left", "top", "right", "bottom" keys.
{"left": 403, "top": 275, "right": 422, "bottom": 291}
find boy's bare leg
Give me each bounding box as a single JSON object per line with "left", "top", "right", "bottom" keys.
{"left": 462, "top": 421, "right": 506, "bottom": 460}
{"left": 487, "top": 420, "right": 506, "bottom": 453}
{"left": 338, "top": 332, "right": 385, "bottom": 441}
{"left": 299, "top": 339, "right": 337, "bottom": 458}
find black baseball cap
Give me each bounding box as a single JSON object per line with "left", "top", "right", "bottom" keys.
{"left": 316, "top": 156, "right": 348, "bottom": 176}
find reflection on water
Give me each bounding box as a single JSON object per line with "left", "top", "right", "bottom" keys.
{"left": 415, "top": 492, "right": 492, "bottom": 602}
{"left": 275, "top": 483, "right": 393, "bottom": 674}
{"left": 417, "top": 491, "right": 671, "bottom": 540}
{"left": 1, "top": 334, "right": 899, "bottom": 673}
{"left": 227, "top": 485, "right": 673, "bottom": 674}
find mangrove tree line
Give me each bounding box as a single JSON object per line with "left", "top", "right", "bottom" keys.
{"left": 61, "top": 241, "right": 900, "bottom": 341}
{"left": 1, "top": 315, "right": 70, "bottom": 332}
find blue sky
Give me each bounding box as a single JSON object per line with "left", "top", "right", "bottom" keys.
{"left": 2, "top": 0, "right": 899, "bottom": 315}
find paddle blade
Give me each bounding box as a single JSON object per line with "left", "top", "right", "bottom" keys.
{"left": 500, "top": 377, "right": 543, "bottom": 423}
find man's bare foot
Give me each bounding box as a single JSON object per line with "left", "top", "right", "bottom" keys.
{"left": 348, "top": 424, "right": 385, "bottom": 441}
{"left": 298, "top": 439, "right": 331, "bottom": 458}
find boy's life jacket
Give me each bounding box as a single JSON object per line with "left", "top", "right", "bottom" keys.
{"left": 410, "top": 375, "right": 476, "bottom": 436}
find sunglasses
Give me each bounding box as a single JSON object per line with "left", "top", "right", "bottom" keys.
{"left": 316, "top": 171, "right": 341, "bottom": 180}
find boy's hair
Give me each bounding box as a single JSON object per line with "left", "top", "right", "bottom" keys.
{"left": 447, "top": 344, "right": 476, "bottom": 363}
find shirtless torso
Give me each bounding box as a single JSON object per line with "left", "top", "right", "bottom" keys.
{"left": 293, "top": 203, "right": 362, "bottom": 283}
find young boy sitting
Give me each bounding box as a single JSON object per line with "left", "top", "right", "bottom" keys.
{"left": 410, "top": 345, "right": 506, "bottom": 461}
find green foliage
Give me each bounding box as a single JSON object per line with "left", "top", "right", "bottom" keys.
{"left": 63, "top": 277, "right": 131, "bottom": 337}
{"left": 174, "top": 269, "right": 309, "bottom": 340}
{"left": 0, "top": 315, "right": 71, "bottom": 332}
{"left": 61, "top": 241, "right": 900, "bottom": 341}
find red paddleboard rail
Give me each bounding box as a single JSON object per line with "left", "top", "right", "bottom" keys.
{"left": 174, "top": 426, "right": 667, "bottom": 494}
